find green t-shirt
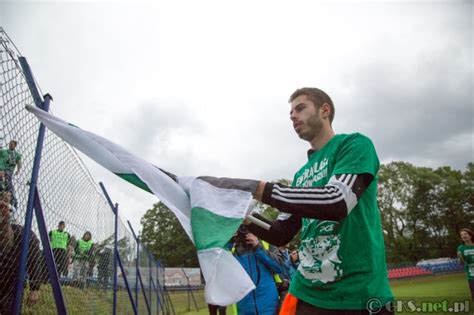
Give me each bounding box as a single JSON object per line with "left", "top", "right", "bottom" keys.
{"left": 0, "top": 149, "right": 21, "bottom": 172}
{"left": 288, "top": 133, "right": 393, "bottom": 310}
{"left": 457, "top": 244, "right": 474, "bottom": 280}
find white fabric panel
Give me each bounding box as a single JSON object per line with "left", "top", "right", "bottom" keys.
{"left": 198, "top": 248, "right": 255, "bottom": 305}
{"left": 178, "top": 176, "right": 253, "bottom": 219}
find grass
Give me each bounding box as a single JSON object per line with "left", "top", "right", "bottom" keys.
{"left": 390, "top": 273, "right": 472, "bottom": 314}
{"left": 173, "top": 273, "right": 473, "bottom": 315}
{"left": 18, "top": 272, "right": 472, "bottom": 314}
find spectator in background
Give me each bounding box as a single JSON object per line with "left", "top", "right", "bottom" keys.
{"left": 49, "top": 221, "right": 71, "bottom": 277}
{"left": 280, "top": 246, "right": 299, "bottom": 281}
{"left": 97, "top": 247, "right": 113, "bottom": 290}
{"left": 73, "top": 231, "right": 94, "bottom": 288}
{"left": 230, "top": 225, "right": 282, "bottom": 315}
{"left": 275, "top": 245, "right": 299, "bottom": 302}
{"left": 0, "top": 140, "right": 22, "bottom": 208}
{"left": 0, "top": 191, "right": 16, "bottom": 224}
{"left": 0, "top": 199, "right": 45, "bottom": 314}
{"left": 66, "top": 235, "right": 76, "bottom": 278}
{"left": 457, "top": 228, "right": 474, "bottom": 299}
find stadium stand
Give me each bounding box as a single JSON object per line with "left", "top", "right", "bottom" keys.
{"left": 387, "top": 258, "right": 464, "bottom": 279}
{"left": 416, "top": 258, "right": 464, "bottom": 274}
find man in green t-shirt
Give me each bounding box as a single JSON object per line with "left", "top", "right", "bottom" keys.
{"left": 176, "top": 87, "right": 393, "bottom": 313}
{"left": 246, "top": 87, "right": 394, "bottom": 314}
{"left": 0, "top": 140, "right": 22, "bottom": 207}
{"left": 457, "top": 228, "right": 474, "bottom": 298}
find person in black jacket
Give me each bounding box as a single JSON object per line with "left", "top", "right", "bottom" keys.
{"left": 0, "top": 199, "right": 45, "bottom": 314}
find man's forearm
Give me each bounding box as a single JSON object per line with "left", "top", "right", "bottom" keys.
{"left": 247, "top": 213, "right": 301, "bottom": 247}
{"left": 253, "top": 174, "right": 373, "bottom": 221}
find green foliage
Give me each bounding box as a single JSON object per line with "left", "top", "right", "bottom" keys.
{"left": 378, "top": 162, "right": 473, "bottom": 263}
{"left": 140, "top": 202, "right": 199, "bottom": 267}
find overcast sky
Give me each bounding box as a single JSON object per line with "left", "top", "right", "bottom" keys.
{"left": 1, "top": 0, "right": 472, "bottom": 232}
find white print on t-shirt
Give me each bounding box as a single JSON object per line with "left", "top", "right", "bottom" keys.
{"left": 295, "top": 158, "right": 329, "bottom": 187}
{"left": 464, "top": 249, "right": 474, "bottom": 256}
{"left": 298, "top": 222, "right": 342, "bottom": 283}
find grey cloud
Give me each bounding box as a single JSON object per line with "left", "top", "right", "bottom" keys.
{"left": 111, "top": 100, "right": 205, "bottom": 158}
{"left": 336, "top": 44, "right": 472, "bottom": 170}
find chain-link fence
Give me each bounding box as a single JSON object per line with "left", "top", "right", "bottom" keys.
{"left": 0, "top": 27, "right": 169, "bottom": 314}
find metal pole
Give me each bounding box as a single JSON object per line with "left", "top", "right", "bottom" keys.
{"left": 127, "top": 220, "right": 151, "bottom": 315}
{"left": 136, "top": 237, "right": 139, "bottom": 312}
{"left": 113, "top": 202, "right": 118, "bottom": 315}
{"left": 13, "top": 55, "right": 53, "bottom": 313}
{"left": 98, "top": 183, "right": 118, "bottom": 315}
{"left": 148, "top": 251, "right": 152, "bottom": 312}
{"left": 32, "top": 188, "right": 67, "bottom": 314}
{"left": 116, "top": 249, "right": 138, "bottom": 315}
{"left": 156, "top": 261, "right": 165, "bottom": 314}
{"left": 18, "top": 57, "right": 43, "bottom": 108}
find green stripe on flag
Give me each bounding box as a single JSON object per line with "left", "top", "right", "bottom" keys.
{"left": 191, "top": 207, "right": 243, "bottom": 250}
{"left": 116, "top": 173, "right": 152, "bottom": 193}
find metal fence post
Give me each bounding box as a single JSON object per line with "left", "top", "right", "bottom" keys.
{"left": 14, "top": 56, "right": 66, "bottom": 314}
{"left": 136, "top": 236, "right": 140, "bottom": 312}
{"left": 148, "top": 251, "right": 152, "bottom": 312}
{"left": 32, "top": 188, "right": 68, "bottom": 314}
{"left": 99, "top": 182, "right": 138, "bottom": 315}
{"left": 127, "top": 220, "right": 151, "bottom": 315}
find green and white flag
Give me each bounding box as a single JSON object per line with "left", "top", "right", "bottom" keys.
{"left": 26, "top": 104, "right": 255, "bottom": 305}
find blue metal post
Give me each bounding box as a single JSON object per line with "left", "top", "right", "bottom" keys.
{"left": 18, "top": 57, "right": 43, "bottom": 108}
{"left": 99, "top": 182, "right": 118, "bottom": 315}
{"left": 135, "top": 236, "right": 139, "bottom": 311}
{"left": 148, "top": 251, "right": 152, "bottom": 312}
{"left": 32, "top": 188, "right": 67, "bottom": 314}
{"left": 127, "top": 220, "right": 151, "bottom": 315}
{"left": 116, "top": 249, "right": 138, "bottom": 315}
{"left": 13, "top": 56, "right": 56, "bottom": 314}
{"left": 155, "top": 261, "right": 164, "bottom": 314}
{"left": 112, "top": 203, "right": 118, "bottom": 315}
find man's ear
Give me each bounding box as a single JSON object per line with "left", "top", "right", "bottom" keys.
{"left": 320, "top": 103, "right": 331, "bottom": 119}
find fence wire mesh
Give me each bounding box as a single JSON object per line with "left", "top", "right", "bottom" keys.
{"left": 0, "top": 27, "right": 166, "bottom": 314}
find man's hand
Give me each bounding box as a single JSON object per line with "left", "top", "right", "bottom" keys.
{"left": 26, "top": 290, "right": 40, "bottom": 305}
{"left": 245, "top": 233, "right": 259, "bottom": 248}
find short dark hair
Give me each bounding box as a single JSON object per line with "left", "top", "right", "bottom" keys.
{"left": 59, "top": 221, "right": 65, "bottom": 225}
{"left": 289, "top": 87, "right": 335, "bottom": 124}
{"left": 9, "top": 140, "right": 17, "bottom": 145}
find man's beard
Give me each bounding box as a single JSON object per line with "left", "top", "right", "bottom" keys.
{"left": 299, "top": 114, "right": 323, "bottom": 142}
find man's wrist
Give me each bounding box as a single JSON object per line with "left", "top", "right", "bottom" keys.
{"left": 253, "top": 181, "right": 266, "bottom": 201}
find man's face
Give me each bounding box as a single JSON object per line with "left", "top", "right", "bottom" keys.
{"left": 58, "top": 223, "right": 65, "bottom": 231}
{"left": 8, "top": 141, "right": 16, "bottom": 150}
{"left": 290, "top": 95, "right": 323, "bottom": 142}
{"left": 460, "top": 231, "right": 472, "bottom": 242}
{"left": 2, "top": 192, "right": 11, "bottom": 203}
{"left": 0, "top": 201, "right": 10, "bottom": 226}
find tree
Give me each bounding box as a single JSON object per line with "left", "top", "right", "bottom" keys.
{"left": 140, "top": 202, "right": 198, "bottom": 267}
{"left": 378, "top": 161, "right": 473, "bottom": 264}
